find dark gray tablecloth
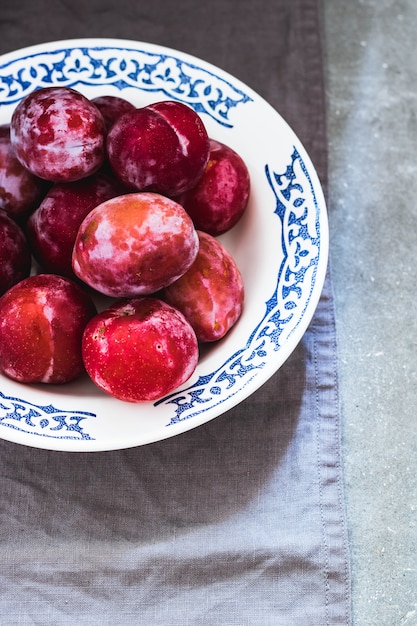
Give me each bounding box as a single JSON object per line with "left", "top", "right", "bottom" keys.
{"left": 0, "top": 1, "right": 352, "bottom": 623}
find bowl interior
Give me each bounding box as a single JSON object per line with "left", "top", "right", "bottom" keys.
{"left": 0, "top": 38, "right": 328, "bottom": 451}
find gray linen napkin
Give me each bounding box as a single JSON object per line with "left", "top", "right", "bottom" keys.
{"left": 0, "top": 0, "right": 352, "bottom": 624}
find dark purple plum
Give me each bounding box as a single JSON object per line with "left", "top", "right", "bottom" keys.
{"left": 26, "top": 172, "right": 124, "bottom": 278}
{"left": 0, "top": 209, "right": 31, "bottom": 296}
{"left": 0, "top": 124, "right": 47, "bottom": 220}
{"left": 176, "top": 139, "right": 250, "bottom": 236}
{"left": 106, "top": 100, "right": 210, "bottom": 197}
{"left": 91, "top": 95, "right": 136, "bottom": 130}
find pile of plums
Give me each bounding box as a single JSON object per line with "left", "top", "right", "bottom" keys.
{"left": 0, "top": 86, "right": 250, "bottom": 402}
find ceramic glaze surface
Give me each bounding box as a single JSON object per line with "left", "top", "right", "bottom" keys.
{"left": 0, "top": 44, "right": 251, "bottom": 126}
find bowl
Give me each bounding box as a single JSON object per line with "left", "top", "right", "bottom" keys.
{"left": 0, "top": 38, "right": 328, "bottom": 451}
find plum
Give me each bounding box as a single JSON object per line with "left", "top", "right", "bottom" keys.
{"left": 0, "top": 125, "right": 47, "bottom": 220}
{"left": 91, "top": 95, "right": 136, "bottom": 130}
{"left": 176, "top": 139, "right": 250, "bottom": 236}
{"left": 0, "top": 209, "right": 31, "bottom": 296}
{"left": 0, "top": 274, "right": 97, "bottom": 384}
{"left": 162, "top": 230, "right": 244, "bottom": 342}
{"left": 106, "top": 100, "right": 210, "bottom": 196}
{"left": 90, "top": 96, "right": 136, "bottom": 175}
{"left": 26, "top": 172, "right": 124, "bottom": 278}
{"left": 82, "top": 297, "right": 199, "bottom": 402}
{"left": 72, "top": 192, "right": 199, "bottom": 298}
{"left": 10, "top": 86, "right": 106, "bottom": 183}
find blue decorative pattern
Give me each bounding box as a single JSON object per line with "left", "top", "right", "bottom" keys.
{"left": 0, "top": 390, "right": 96, "bottom": 440}
{"left": 0, "top": 45, "right": 251, "bottom": 126}
{"left": 158, "top": 147, "right": 321, "bottom": 425}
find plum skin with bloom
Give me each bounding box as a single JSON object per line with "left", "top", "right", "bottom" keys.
{"left": 0, "top": 209, "right": 32, "bottom": 296}
{"left": 176, "top": 139, "right": 250, "bottom": 236}
{"left": 0, "top": 124, "right": 47, "bottom": 220}
{"left": 82, "top": 297, "right": 199, "bottom": 402}
{"left": 26, "top": 172, "right": 123, "bottom": 278}
{"left": 162, "top": 230, "right": 244, "bottom": 342}
{"left": 10, "top": 86, "right": 106, "bottom": 183}
{"left": 106, "top": 100, "right": 210, "bottom": 197}
{"left": 0, "top": 274, "right": 97, "bottom": 384}
{"left": 72, "top": 192, "right": 199, "bottom": 298}
{"left": 91, "top": 95, "right": 136, "bottom": 130}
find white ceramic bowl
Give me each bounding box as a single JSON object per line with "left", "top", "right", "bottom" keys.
{"left": 0, "top": 38, "right": 328, "bottom": 451}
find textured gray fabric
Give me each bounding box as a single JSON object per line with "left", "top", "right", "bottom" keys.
{"left": 0, "top": 1, "right": 351, "bottom": 624}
